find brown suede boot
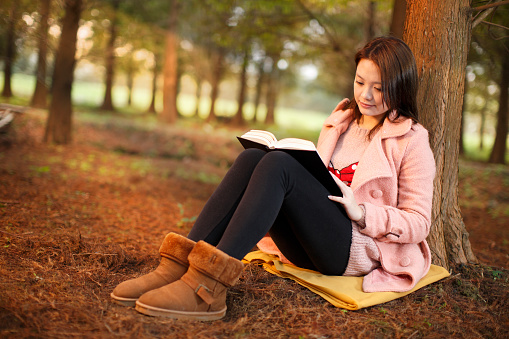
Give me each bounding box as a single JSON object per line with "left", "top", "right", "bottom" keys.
{"left": 110, "top": 233, "right": 195, "bottom": 307}
{"left": 135, "top": 241, "right": 244, "bottom": 321}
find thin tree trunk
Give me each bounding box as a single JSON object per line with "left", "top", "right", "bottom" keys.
{"left": 31, "top": 0, "right": 51, "bottom": 108}
{"left": 389, "top": 0, "right": 406, "bottom": 38}
{"left": 366, "top": 1, "right": 376, "bottom": 42}
{"left": 265, "top": 56, "right": 280, "bottom": 125}
{"left": 100, "top": 0, "right": 120, "bottom": 111}
{"left": 404, "top": 0, "right": 477, "bottom": 269}
{"left": 207, "top": 50, "right": 224, "bottom": 123}
{"left": 489, "top": 56, "right": 509, "bottom": 164}
{"left": 479, "top": 102, "right": 487, "bottom": 150}
{"left": 252, "top": 59, "right": 265, "bottom": 122}
{"left": 147, "top": 53, "right": 158, "bottom": 114}
{"left": 160, "top": 0, "right": 179, "bottom": 124}
{"left": 2, "top": 1, "right": 18, "bottom": 98}
{"left": 126, "top": 65, "right": 134, "bottom": 107}
{"left": 44, "top": 0, "right": 82, "bottom": 144}
{"left": 194, "top": 78, "right": 202, "bottom": 117}
{"left": 232, "top": 48, "right": 248, "bottom": 126}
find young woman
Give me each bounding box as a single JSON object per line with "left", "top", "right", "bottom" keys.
{"left": 111, "top": 36, "right": 435, "bottom": 321}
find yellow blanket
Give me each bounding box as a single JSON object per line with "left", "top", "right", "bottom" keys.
{"left": 243, "top": 250, "right": 450, "bottom": 310}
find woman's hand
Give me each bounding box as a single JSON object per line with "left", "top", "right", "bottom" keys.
{"left": 328, "top": 173, "right": 364, "bottom": 222}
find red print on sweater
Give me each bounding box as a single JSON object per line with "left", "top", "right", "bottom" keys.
{"left": 328, "top": 162, "right": 359, "bottom": 186}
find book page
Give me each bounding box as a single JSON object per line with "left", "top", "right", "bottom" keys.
{"left": 273, "top": 138, "right": 316, "bottom": 151}
{"left": 240, "top": 130, "right": 277, "bottom": 147}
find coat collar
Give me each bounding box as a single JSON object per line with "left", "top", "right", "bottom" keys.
{"left": 323, "top": 109, "right": 413, "bottom": 139}
{"left": 318, "top": 108, "right": 414, "bottom": 192}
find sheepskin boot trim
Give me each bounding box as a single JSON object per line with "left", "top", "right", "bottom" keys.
{"left": 110, "top": 233, "right": 195, "bottom": 306}
{"left": 159, "top": 232, "right": 195, "bottom": 266}
{"left": 187, "top": 241, "right": 245, "bottom": 287}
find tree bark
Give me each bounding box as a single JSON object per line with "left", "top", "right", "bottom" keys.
{"left": 126, "top": 62, "right": 134, "bottom": 107}
{"left": 44, "top": 0, "right": 82, "bottom": 144}
{"left": 30, "top": 0, "right": 51, "bottom": 108}
{"left": 100, "top": 0, "right": 120, "bottom": 111}
{"left": 160, "top": 0, "right": 179, "bottom": 124}
{"left": 207, "top": 50, "right": 225, "bottom": 123}
{"left": 265, "top": 56, "right": 280, "bottom": 125}
{"left": 404, "top": 0, "right": 477, "bottom": 269}
{"left": 459, "top": 74, "right": 467, "bottom": 155}
{"left": 1, "top": 1, "right": 18, "bottom": 98}
{"left": 366, "top": 1, "right": 376, "bottom": 42}
{"left": 479, "top": 101, "right": 488, "bottom": 150}
{"left": 389, "top": 0, "right": 406, "bottom": 39}
{"left": 232, "top": 48, "right": 248, "bottom": 126}
{"left": 194, "top": 78, "right": 202, "bottom": 117}
{"left": 252, "top": 59, "right": 266, "bottom": 122}
{"left": 488, "top": 56, "right": 508, "bottom": 164}
{"left": 147, "top": 53, "right": 158, "bottom": 114}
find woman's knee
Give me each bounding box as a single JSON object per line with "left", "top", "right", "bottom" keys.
{"left": 234, "top": 148, "right": 266, "bottom": 167}
{"left": 259, "top": 151, "right": 295, "bottom": 169}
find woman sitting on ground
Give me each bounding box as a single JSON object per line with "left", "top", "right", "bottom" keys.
{"left": 111, "top": 36, "right": 435, "bottom": 321}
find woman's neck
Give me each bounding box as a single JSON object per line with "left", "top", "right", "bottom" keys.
{"left": 358, "top": 115, "right": 383, "bottom": 130}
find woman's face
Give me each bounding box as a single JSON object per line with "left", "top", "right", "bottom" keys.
{"left": 354, "top": 58, "right": 388, "bottom": 124}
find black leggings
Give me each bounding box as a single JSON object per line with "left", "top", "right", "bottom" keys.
{"left": 187, "top": 149, "right": 352, "bottom": 275}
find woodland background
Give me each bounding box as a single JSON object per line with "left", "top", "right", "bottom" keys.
{"left": 0, "top": 0, "right": 508, "bottom": 337}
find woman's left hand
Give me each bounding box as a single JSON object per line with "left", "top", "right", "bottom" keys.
{"left": 328, "top": 173, "right": 364, "bottom": 221}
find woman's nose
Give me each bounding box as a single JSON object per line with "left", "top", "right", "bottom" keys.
{"left": 361, "top": 88, "right": 373, "bottom": 100}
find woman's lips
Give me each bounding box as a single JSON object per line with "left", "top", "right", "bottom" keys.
{"left": 359, "top": 102, "right": 373, "bottom": 109}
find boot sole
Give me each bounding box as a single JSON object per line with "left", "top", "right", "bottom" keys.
{"left": 110, "top": 292, "right": 137, "bottom": 307}
{"left": 135, "top": 301, "right": 226, "bottom": 321}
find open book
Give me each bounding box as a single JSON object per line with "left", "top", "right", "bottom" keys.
{"left": 237, "top": 130, "right": 343, "bottom": 198}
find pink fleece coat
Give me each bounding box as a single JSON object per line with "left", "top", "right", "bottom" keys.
{"left": 258, "top": 104, "right": 436, "bottom": 293}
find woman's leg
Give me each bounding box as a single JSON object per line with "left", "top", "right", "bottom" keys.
{"left": 215, "top": 151, "right": 352, "bottom": 275}
{"left": 187, "top": 148, "right": 266, "bottom": 245}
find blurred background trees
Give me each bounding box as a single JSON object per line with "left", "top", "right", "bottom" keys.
{"left": 0, "top": 0, "right": 507, "bottom": 270}
{"left": 0, "top": 0, "right": 507, "bottom": 155}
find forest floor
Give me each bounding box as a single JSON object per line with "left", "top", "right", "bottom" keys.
{"left": 0, "top": 108, "right": 508, "bottom": 338}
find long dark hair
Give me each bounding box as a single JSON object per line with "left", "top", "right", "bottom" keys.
{"left": 347, "top": 36, "right": 419, "bottom": 138}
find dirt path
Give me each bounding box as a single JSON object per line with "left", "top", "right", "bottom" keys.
{"left": 0, "top": 110, "right": 507, "bottom": 338}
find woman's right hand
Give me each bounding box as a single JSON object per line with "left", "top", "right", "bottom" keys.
{"left": 328, "top": 173, "right": 364, "bottom": 222}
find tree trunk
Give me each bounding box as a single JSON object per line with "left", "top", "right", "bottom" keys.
{"left": 265, "top": 56, "right": 280, "bottom": 125}
{"left": 1, "top": 1, "right": 18, "bottom": 98}
{"left": 389, "top": 0, "right": 406, "bottom": 39}
{"left": 232, "top": 49, "right": 249, "bottom": 126}
{"left": 207, "top": 50, "right": 225, "bottom": 123}
{"left": 194, "top": 77, "right": 202, "bottom": 117}
{"left": 147, "top": 52, "right": 158, "bottom": 114}
{"left": 459, "top": 74, "right": 467, "bottom": 155}
{"left": 488, "top": 56, "right": 508, "bottom": 164}
{"left": 160, "top": 0, "right": 179, "bottom": 124}
{"left": 252, "top": 59, "right": 266, "bottom": 122}
{"left": 100, "top": 0, "right": 120, "bottom": 111}
{"left": 404, "top": 0, "right": 477, "bottom": 270}
{"left": 30, "top": 0, "right": 51, "bottom": 108}
{"left": 479, "top": 102, "right": 487, "bottom": 150}
{"left": 366, "top": 1, "right": 376, "bottom": 42}
{"left": 126, "top": 65, "right": 134, "bottom": 107}
{"left": 44, "top": 0, "right": 82, "bottom": 144}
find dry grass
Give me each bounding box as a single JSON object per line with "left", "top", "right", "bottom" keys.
{"left": 0, "top": 109, "right": 507, "bottom": 338}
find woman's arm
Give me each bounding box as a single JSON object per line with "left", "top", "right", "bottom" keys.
{"left": 360, "top": 128, "right": 435, "bottom": 244}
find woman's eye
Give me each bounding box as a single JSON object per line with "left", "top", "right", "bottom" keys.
{"left": 355, "top": 81, "right": 364, "bottom": 85}
{"left": 374, "top": 87, "right": 381, "bottom": 91}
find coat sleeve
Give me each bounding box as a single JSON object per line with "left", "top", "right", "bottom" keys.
{"left": 360, "top": 128, "right": 436, "bottom": 244}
